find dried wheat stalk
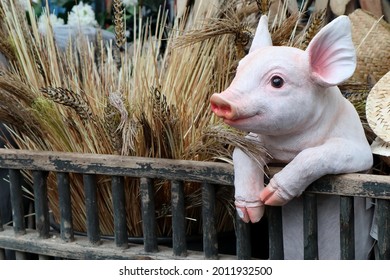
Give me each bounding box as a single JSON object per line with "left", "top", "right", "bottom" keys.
{"left": 293, "top": 9, "right": 327, "bottom": 49}
{"left": 40, "top": 86, "right": 93, "bottom": 121}
{"left": 256, "top": 0, "right": 271, "bottom": 15}
{"left": 113, "top": 0, "right": 126, "bottom": 51}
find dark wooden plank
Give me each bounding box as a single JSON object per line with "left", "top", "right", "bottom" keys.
{"left": 111, "top": 176, "right": 128, "bottom": 249}
{"left": 0, "top": 199, "right": 3, "bottom": 232}
{"left": 15, "top": 251, "right": 26, "bottom": 260}
{"left": 140, "top": 178, "right": 158, "bottom": 253}
{"left": 377, "top": 199, "right": 390, "bottom": 260}
{"left": 0, "top": 149, "right": 234, "bottom": 185}
{"left": 83, "top": 174, "right": 101, "bottom": 245}
{"left": 0, "top": 248, "right": 4, "bottom": 260}
{"left": 1, "top": 149, "right": 390, "bottom": 199}
{"left": 0, "top": 227, "right": 236, "bottom": 260}
{"left": 303, "top": 193, "right": 318, "bottom": 260}
{"left": 57, "top": 172, "right": 74, "bottom": 242}
{"left": 33, "top": 171, "right": 50, "bottom": 239}
{"left": 9, "top": 169, "right": 25, "bottom": 236}
{"left": 171, "top": 180, "right": 187, "bottom": 257}
{"left": 202, "top": 182, "right": 218, "bottom": 259}
{"left": 38, "top": 254, "right": 50, "bottom": 260}
{"left": 305, "top": 173, "right": 390, "bottom": 199}
{"left": 267, "top": 206, "right": 284, "bottom": 260}
{"left": 235, "top": 214, "right": 251, "bottom": 260}
{"left": 340, "top": 196, "right": 355, "bottom": 260}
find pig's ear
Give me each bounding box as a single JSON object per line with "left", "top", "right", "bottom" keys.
{"left": 306, "top": 15, "right": 356, "bottom": 87}
{"left": 249, "top": 16, "right": 272, "bottom": 53}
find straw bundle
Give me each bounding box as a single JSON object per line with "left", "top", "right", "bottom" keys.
{"left": 0, "top": 0, "right": 249, "bottom": 236}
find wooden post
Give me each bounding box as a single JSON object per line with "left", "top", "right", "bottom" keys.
{"left": 33, "top": 171, "right": 50, "bottom": 239}
{"left": 377, "top": 199, "right": 390, "bottom": 259}
{"left": 236, "top": 215, "right": 251, "bottom": 259}
{"left": 57, "top": 172, "right": 74, "bottom": 242}
{"left": 303, "top": 193, "right": 319, "bottom": 260}
{"left": 202, "top": 183, "right": 218, "bottom": 259}
{"left": 9, "top": 169, "right": 25, "bottom": 236}
{"left": 171, "top": 180, "right": 187, "bottom": 256}
{"left": 111, "top": 176, "right": 128, "bottom": 249}
{"left": 267, "top": 206, "right": 284, "bottom": 260}
{"left": 140, "top": 177, "right": 158, "bottom": 252}
{"left": 84, "top": 174, "right": 101, "bottom": 245}
{"left": 340, "top": 196, "right": 355, "bottom": 260}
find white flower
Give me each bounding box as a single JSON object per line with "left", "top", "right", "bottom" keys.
{"left": 122, "top": 0, "right": 138, "bottom": 7}
{"left": 18, "top": 0, "right": 30, "bottom": 10}
{"left": 67, "top": 1, "right": 98, "bottom": 27}
{"left": 38, "top": 13, "right": 65, "bottom": 34}
{"left": 19, "top": 0, "right": 40, "bottom": 10}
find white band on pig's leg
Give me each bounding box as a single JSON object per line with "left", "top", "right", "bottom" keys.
{"left": 235, "top": 199, "right": 264, "bottom": 223}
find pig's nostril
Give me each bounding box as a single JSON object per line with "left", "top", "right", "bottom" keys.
{"left": 211, "top": 102, "right": 231, "bottom": 116}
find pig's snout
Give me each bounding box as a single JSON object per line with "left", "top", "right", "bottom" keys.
{"left": 210, "top": 94, "right": 238, "bottom": 120}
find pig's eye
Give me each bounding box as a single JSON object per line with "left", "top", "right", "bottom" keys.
{"left": 271, "top": 76, "right": 284, "bottom": 88}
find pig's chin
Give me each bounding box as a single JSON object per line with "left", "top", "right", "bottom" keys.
{"left": 223, "top": 114, "right": 262, "bottom": 132}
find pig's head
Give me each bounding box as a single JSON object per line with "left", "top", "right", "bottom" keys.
{"left": 210, "top": 15, "right": 356, "bottom": 135}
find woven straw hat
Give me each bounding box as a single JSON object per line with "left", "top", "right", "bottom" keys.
{"left": 371, "top": 137, "right": 390, "bottom": 157}
{"left": 366, "top": 70, "right": 390, "bottom": 143}
{"left": 366, "top": 70, "right": 390, "bottom": 164}
{"left": 349, "top": 9, "right": 390, "bottom": 84}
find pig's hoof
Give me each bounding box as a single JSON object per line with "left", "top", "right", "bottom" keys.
{"left": 236, "top": 206, "right": 265, "bottom": 223}
{"left": 260, "top": 181, "right": 287, "bottom": 206}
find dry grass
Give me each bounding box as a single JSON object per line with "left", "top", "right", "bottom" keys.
{"left": 0, "top": 0, "right": 378, "bottom": 237}
{"left": 0, "top": 0, "right": 243, "bottom": 236}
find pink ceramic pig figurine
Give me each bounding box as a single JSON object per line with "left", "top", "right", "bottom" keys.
{"left": 210, "top": 15, "right": 373, "bottom": 224}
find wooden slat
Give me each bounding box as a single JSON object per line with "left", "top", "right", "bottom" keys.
{"left": 1, "top": 148, "right": 390, "bottom": 261}
{"left": 111, "top": 176, "right": 128, "bottom": 249}
{"left": 83, "top": 174, "right": 101, "bottom": 245}
{"left": 9, "top": 169, "right": 25, "bottom": 236}
{"left": 340, "top": 196, "right": 355, "bottom": 259}
{"left": 171, "top": 180, "right": 187, "bottom": 257}
{"left": 267, "top": 206, "right": 284, "bottom": 260}
{"left": 140, "top": 178, "right": 158, "bottom": 253}
{"left": 305, "top": 173, "right": 390, "bottom": 199}
{"left": 202, "top": 183, "right": 218, "bottom": 259}
{"left": 33, "top": 171, "right": 50, "bottom": 239}
{"left": 1, "top": 149, "right": 389, "bottom": 198}
{"left": 0, "top": 227, "right": 238, "bottom": 260}
{"left": 303, "top": 193, "right": 319, "bottom": 260}
{"left": 0, "top": 197, "right": 3, "bottom": 232}
{"left": 57, "top": 172, "right": 74, "bottom": 242}
{"left": 15, "top": 251, "right": 26, "bottom": 260}
{"left": 38, "top": 254, "right": 50, "bottom": 260}
{"left": 0, "top": 149, "right": 234, "bottom": 185}
{"left": 377, "top": 199, "right": 390, "bottom": 259}
{"left": 235, "top": 215, "right": 251, "bottom": 259}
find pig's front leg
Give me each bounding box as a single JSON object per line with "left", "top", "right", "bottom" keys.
{"left": 260, "top": 140, "right": 373, "bottom": 206}
{"left": 233, "top": 147, "right": 267, "bottom": 223}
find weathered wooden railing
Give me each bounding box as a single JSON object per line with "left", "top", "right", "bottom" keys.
{"left": 0, "top": 148, "right": 389, "bottom": 260}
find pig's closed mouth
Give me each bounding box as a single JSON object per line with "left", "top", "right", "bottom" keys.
{"left": 223, "top": 113, "right": 261, "bottom": 126}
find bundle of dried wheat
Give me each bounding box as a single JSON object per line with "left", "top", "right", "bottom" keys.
{"left": 0, "top": 0, "right": 256, "bottom": 236}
